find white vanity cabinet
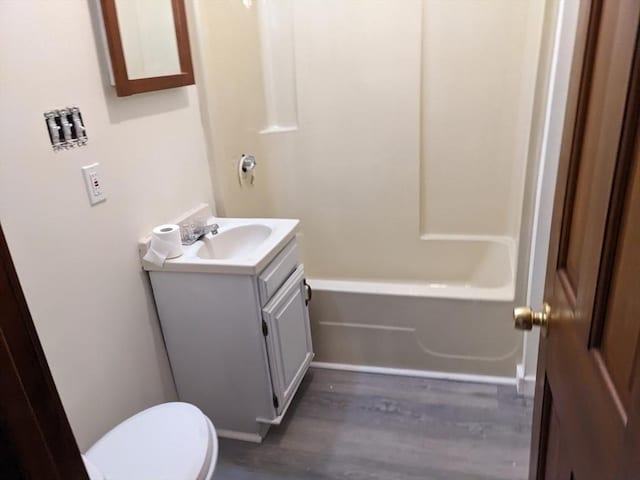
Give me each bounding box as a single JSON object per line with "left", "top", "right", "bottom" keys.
{"left": 148, "top": 238, "right": 313, "bottom": 442}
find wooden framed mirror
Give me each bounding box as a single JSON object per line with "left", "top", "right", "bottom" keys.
{"left": 99, "top": 0, "right": 195, "bottom": 96}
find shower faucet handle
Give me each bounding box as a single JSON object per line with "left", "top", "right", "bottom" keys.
{"left": 240, "top": 154, "right": 257, "bottom": 172}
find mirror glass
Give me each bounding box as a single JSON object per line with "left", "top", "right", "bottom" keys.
{"left": 114, "top": 0, "right": 182, "bottom": 80}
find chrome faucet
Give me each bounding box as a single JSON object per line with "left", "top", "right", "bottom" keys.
{"left": 181, "top": 222, "right": 219, "bottom": 245}
{"left": 203, "top": 223, "right": 220, "bottom": 236}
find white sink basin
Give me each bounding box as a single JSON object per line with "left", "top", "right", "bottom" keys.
{"left": 197, "top": 224, "right": 272, "bottom": 260}
{"left": 140, "top": 214, "right": 299, "bottom": 275}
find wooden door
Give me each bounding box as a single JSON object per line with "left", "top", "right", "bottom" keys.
{"left": 526, "top": 1, "right": 640, "bottom": 479}
{"left": 0, "top": 224, "right": 88, "bottom": 479}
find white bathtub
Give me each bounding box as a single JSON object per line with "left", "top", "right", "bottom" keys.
{"left": 307, "top": 237, "right": 522, "bottom": 380}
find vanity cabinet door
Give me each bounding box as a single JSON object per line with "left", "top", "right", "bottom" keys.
{"left": 262, "top": 265, "right": 313, "bottom": 415}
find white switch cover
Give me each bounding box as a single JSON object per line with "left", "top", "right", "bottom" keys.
{"left": 81, "top": 163, "right": 106, "bottom": 205}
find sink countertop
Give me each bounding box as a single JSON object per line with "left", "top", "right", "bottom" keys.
{"left": 140, "top": 216, "right": 300, "bottom": 275}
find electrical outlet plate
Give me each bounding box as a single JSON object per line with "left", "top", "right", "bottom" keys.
{"left": 81, "top": 163, "right": 106, "bottom": 205}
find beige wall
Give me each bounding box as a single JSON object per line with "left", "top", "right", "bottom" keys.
{"left": 0, "top": 1, "right": 213, "bottom": 450}
{"left": 421, "top": 0, "right": 543, "bottom": 238}
{"left": 268, "top": 0, "right": 423, "bottom": 280}
{"left": 198, "top": 0, "right": 546, "bottom": 285}
{"left": 191, "top": 0, "right": 272, "bottom": 218}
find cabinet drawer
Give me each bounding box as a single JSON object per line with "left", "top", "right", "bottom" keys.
{"left": 258, "top": 240, "right": 298, "bottom": 306}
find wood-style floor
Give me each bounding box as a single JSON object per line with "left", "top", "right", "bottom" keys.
{"left": 214, "top": 368, "right": 533, "bottom": 480}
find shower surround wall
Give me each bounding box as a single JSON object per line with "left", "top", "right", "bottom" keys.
{"left": 194, "top": 0, "right": 547, "bottom": 378}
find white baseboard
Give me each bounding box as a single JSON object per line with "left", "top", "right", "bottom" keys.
{"left": 516, "top": 363, "right": 536, "bottom": 397}
{"left": 216, "top": 429, "right": 263, "bottom": 444}
{"left": 310, "top": 361, "right": 517, "bottom": 386}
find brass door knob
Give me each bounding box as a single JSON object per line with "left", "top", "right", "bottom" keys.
{"left": 514, "top": 303, "right": 551, "bottom": 336}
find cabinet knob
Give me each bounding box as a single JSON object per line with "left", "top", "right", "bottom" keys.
{"left": 304, "top": 280, "right": 312, "bottom": 306}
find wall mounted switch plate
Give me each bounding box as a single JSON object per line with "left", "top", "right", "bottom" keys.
{"left": 44, "top": 106, "right": 88, "bottom": 151}
{"left": 81, "top": 163, "right": 106, "bottom": 205}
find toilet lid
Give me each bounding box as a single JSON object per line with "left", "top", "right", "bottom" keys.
{"left": 85, "top": 402, "right": 214, "bottom": 480}
{"left": 82, "top": 455, "right": 105, "bottom": 480}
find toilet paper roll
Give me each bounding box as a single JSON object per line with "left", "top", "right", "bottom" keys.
{"left": 143, "top": 224, "right": 183, "bottom": 267}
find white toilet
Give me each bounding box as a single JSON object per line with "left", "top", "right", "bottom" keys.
{"left": 82, "top": 402, "right": 218, "bottom": 480}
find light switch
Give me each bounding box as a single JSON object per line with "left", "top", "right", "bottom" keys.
{"left": 44, "top": 106, "right": 88, "bottom": 151}
{"left": 81, "top": 163, "right": 106, "bottom": 205}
